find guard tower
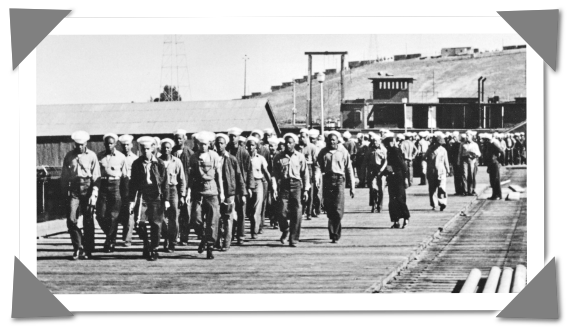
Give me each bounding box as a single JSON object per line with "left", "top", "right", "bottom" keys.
{"left": 370, "top": 76, "right": 415, "bottom": 102}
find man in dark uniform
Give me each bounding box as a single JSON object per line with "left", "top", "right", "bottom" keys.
{"left": 483, "top": 134, "right": 504, "bottom": 200}
{"left": 61, "top": 131, "right": 101, "bottom": 260}
{"left": 448, "top": 132, "right": 463, "bottom": 195}
{"left": 117, "top": 134, "right": 138, "bottom": 247}
{"left": 128, "top": 136, "right": 169, "bottom": 261}
{"left": 172, "top": 129, "right": 193, "bottom": 245}
{"left": 298, "top": 130, "right": 319, "bottom": 221}
{"left": 227, "top": 127, "right": 255, "bottom": 245}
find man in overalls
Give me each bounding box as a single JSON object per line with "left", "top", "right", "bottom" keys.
{"left": 188, "top": 131, "right": 224, "bottom": 259}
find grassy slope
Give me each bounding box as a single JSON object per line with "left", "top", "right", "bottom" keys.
{"left": 260, "top": 50, "right": 526, "bottom": 125}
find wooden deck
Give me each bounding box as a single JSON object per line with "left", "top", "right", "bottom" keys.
{"left": 37, "top": 167, "right": 527, "bottom": 294}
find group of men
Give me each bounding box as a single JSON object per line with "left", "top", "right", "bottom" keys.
{"left": 61, "top": 126, "right": 358, "bottom": 262}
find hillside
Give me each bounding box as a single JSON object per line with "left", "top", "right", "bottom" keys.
{"left": 258, "top": 49, "right": 526, "bottom": 125}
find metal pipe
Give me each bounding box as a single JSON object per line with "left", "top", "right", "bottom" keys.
{"left": 481, "top": 78, "right": 487, "bottom": 102}
{"left": 320, "top": 82, "right": 325, "bottom": 135}
{"left": 498, "top": 267, "right": 514, "bottom": 293}
{"left": 511, "top": 265, "right": 527, "bottom": 293}
{"left": 308, "top": 55, "right": 313, "bottom": 128}
{"left": 483, "top": 266, "right": 502, "bottom": 293}
{"left": 460, "top": 268, "right": 482, "bottom": 293}
{"left": 477, "top": 77, "right": 483, "bottom": 128}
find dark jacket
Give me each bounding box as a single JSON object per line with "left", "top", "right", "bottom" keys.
{"left": 220, "top": 153, "right": 246, "bottom": 197}
{"left": 172, "top": 144, "right": 194, "bottom": 189}
{"left": 228, "top": 143, "right": 255, "bottom": 190}
{"left": 129, "top": 156, "right": 168, "bottom": 202}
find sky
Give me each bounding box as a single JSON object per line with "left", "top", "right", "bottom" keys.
{"left": 36, "top": 34, "right": 524, "bottom": 105}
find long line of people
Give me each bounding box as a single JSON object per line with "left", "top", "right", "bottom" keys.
{"left": 60, "top": 127, "right": 519, "bottom": 261}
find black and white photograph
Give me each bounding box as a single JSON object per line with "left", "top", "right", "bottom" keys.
{"left": 36, "top": 33, "right": 528, "bottom": 294}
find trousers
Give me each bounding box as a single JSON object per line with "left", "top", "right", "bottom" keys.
{"left": 96, "top": 179, "right": 122, "bottom": 245}
{"left": 66, "top": 178, "right": 95, "bottom": 252}
{"left": 248, "top": 179, "right": 266, "bottom": 235}
{"left": 302, "top": 167, "right": 314, "bottom": 217}
{"left": 488, "top": 162, "right": 503, "bottom": 199}
{"left": 277, "top": 178, "right": 302, "bottom": 243}
{"left": 369, "top": 174, "right": 384, "bottom": 209}
{"left": 137, "top": 191, "right": 163, "bottom": 250}
{"left": 323, "top": 173, "right": 345, "bottom": 241}
{"left": 428, "top": 175, "right": 447, "bottom": 208}
{"left": 462, "top": 157, "right": 478, "bottom": 194}
{"left": 191, "top": 194, "right": 220, "bottom": 244}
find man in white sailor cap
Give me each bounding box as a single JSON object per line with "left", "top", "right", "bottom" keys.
{"left": 316, "top": 131, "right": 355, "bottom": 243}
{"left": 159, "top": 138, "right": 187, "bottom": 252}
{"left": 364, "top": 133, "right": 387, "bottom": 213}
{"left": 250, "top": 129, "right": 271, "bottom": 232}
{"left": 271, "top": 132, "right": 310, "bottom": 247}
{"left": 214, "top": 133, "right": 246, "bottom": 250}
{"left": 245, "top": 136, "right": 273, "bottom": 239}
{"left": 400, "top": 132, "right": 418, "bottom": 187}
{"left": 458, "top": 130, "right": 481, "bottom": 196}
{"left": 447, "top": 131, "right": 463, "bottom": 195}
{"left": 188, "top": 131, "right": 223, "bottom": 259}
{"left": 129, "top": 136, "right": 169, "bottom": 261}
{"left": 171, "top": 129, "right": 194, "bottom": 246}
{"left": 117, "top": 134, "right": 138, "bottom": 246}
{"left": 481, "top": 133, "right": 504, "bottom": 200}
{"left": 504, "top": 132, "right": 515, "bottom": 165}
{"left": 226, "top": 127, "right": 254, "bottom": 245}
{"left": 307, "top": 129, "right": 322, "bottom": 217}
{"left": 425, "top": 132, "right": 450, "bottom": 211}
{"left": 61, "top": 131, "right": 101, "bottom": 260}
{"left": 96, "top": 133, "right": 128, "bottom": 253}
{"left": 262, "top": 128, "right": 275, "bottom": 146}
{"left": 416, "top": 131, "right": 430, "bottom": 185}
{"left": 298, "top": 128, "right": 320, "bottom": 222}
{"left": 355, "top": 132, "right": 369, "bottom": 189}
{"left": 266, "top": 136, "right": 281, "bottom": 227}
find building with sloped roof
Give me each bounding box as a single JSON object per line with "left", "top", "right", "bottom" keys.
{"left": 37, "top": 98, "right": 280, "bottom": 167}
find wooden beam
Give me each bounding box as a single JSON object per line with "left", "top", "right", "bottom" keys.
{"left": 304, "top": 51, "right": 348, "bottom": 55}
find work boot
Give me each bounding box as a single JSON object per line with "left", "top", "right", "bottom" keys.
{"left": 197, "top": 240, "right": 205, "bottom": 254}
{"left": 206, "top": 244, "right": 214, "bottom": 259}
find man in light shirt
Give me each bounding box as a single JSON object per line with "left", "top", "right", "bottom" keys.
{"left": 61, "top": 131, "right": 101, "bottom": 260}
{"left": 400, "top": 132, "right": 418, "bottom": 187}
{"left": 316, "top": 131, "right": 355, "bottom": 243}
{"left": 458, "top": 131, "right": 481, "bottom": 196}
{"left": 425, "top": 133, "right": 450, "bottom": 211}
{"left": 159, "top": 138, "right": 186, "bottom": 253}
{"left": 271, "top": 133, "right": 310, "bottom": 247}
{"left": 416, "top": 131, "right": 431, "bottom": 185}
{"left": 117, "top": 134, "right": 138, "bottom": 247}
{"left": 96, "top": 133, "right": 128, "bottom": 253}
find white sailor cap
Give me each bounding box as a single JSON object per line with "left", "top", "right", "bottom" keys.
{"left": 308, "top": 129, "right": 319, "bottom": 138}
{"left": 480, "top": 133, "right": 492, "bottom": 140}
{"left": 263, "top": 128, "right": 274, "bottom": 135}
{"left": 251, "top": 129, "right": 264, "bottom": 138}
{"left": 397, "top": 133, "right": 405, "bottom": 140}
{"left": 195, "top": 131, "right": 216, "bottom": 144}
{"left": 418, "top": 131, "right": 427, "bottom": 138}
{"left": 268, "top": 136, "right": 279, "bottom": 146}
{"left": 173, "top": 129, "right": 187, "bottom": 136}
{"left": 384, "top": 132, "right": 395, "bottom": 138}
{"left": 368, "top": 131, "right": 375, "bottom": 137}
{"left": 453, "top": 131, "right": 460, "bottom": 137}
{"left": 71, "top": 130, "right": 90, "bottom": 144}
{"left": 342, "top": 131, "right": 352, "bottom": 139}
{"left": 434, "top": 131, "right": 444, "bottom": 137}
{"left": 278, "top": 138, "right": 285, "bottom": 144}
{"left": 369, "top": 133, "right": 381, "bottom": 142}
{"left": 246, "top": 136, "right": 259, "bottom": 144}
{"left": 137, "top": 136, "right": 155, "bottom": 147}
{"left": 283, "top": 133, "right": 299, "bottom": 143}
{"left": 460, "top": 133, "right": 467, "bottom": 138}
{"left": 300, "top": 128, "right": 309, "bottom": 134}
{"left": 153, "top": 137, "right": 161, "bottom": 148}
{"left": 103, "top": 133, "right": 118, "bottom": 142}
{"left": 215, "top": 133, "right": 230, "bottom": 144}
{"left": 227, "top": 127, "right": 243, "bottom": 136}
{"left": 118, "top": 134, "right": 134, "bottom": 145}
{"left": 328, "top": 131, "right": 344, "bottom": 141}
{"left": 161, "top": 138, "right": 175, "bottom": 147}
{"left": 238, "top": 136, "right": 247, "bottom": 142}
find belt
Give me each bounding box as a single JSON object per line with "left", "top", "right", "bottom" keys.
{"left": 101, "top": 176, "right": 121, "bottom": 180}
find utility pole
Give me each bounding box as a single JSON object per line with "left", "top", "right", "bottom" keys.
{"left": 292, "top": 79, "right": 297, "bottom": 125}
{"left": 243, "top": 55, "right": 249, "bottom": 97}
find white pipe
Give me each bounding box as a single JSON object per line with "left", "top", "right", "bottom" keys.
{"left": 483, "top": 266, "right": 501, "bottom": 293}
{"left": 511, "top": 265, "right": 527, "bottom": 293}
{"left": 497, "top": 267, "right": 514, "bottom": 293}
{"left": 460, "top": 268, "right": 482, "bottom": 293}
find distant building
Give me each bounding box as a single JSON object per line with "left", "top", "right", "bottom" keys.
{"left": 441, "top": 47, "right": 472, "bottom": 57}
{"left": 394, "top": 53, "right": 421, "bottom": 61}
{"left": 271, "top": 85, "right": 282, "bottom": 92}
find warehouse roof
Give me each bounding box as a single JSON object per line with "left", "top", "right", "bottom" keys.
{"left": 37, "top": 99, "right": 280, "bottom": 136}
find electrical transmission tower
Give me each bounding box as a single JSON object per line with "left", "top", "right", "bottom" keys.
{"left": 160, "top": 35, "right": 191, "bottom": 101}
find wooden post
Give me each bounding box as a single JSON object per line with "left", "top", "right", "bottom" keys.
{"left": 308, "top": 55, "right": 313, "bottom": 128}
{"left": 340, "top": 54, "right": 345, "bottom": 101}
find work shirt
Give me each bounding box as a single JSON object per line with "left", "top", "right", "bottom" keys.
{"left": 97, "top": 149, "right": 128, "bottom": 179}
{"left": 161, "top": 155, "right": 186, "bottom": 197}
{"left": 272, "top": 150, "right": 310, "bottom": 191}
{"left": 364, "top": 145, "right": 387, "bottom": 179}
{"left": 61, "top": 148, "right": 101, "bottom": 190}
{"left": 172, "top": 144, "right": 194, "bottom": 188}
{"left": 343, "top": 139, "right": 358, "bottom": 156}
{"left": 124, "top": 151, "right": 138, "bottom": 178}
{"left": 417, "top": 139, "right": 430, "bottom": 154}
{"left": 426, "top": 145, "right": 450, "bottom": 179}
{"left": 188, "top": 150, "right": 222, "bottom": 196}
{"left": 459, "top": 141, "right": 482, "bottom": 161}
{"left": 129, "top": 155, "right": 168, "bottom": 201}
{"left": 316, "top": 146, "right": 355, "bottom": 189}
{"left": 251, "top": 153, "right": 268, "bottom": 180}
{"left": 400, "top": 140, "right": 418, "bottom": 160}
